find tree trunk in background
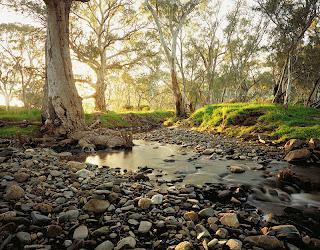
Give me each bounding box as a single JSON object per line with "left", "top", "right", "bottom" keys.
{"left": 171, "top": 69, "right": 186, "bottom": 117}
{"left": 4, "top": 95, "right": 10, "bottom": 111}
{"left": 44, "top": 0, "right": 86, "bottom": 134}
{"left": 94, "top": 71, "right": 107, "bottom": 111}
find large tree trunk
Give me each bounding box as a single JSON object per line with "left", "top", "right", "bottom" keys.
{"left": 44, "top": 0, "right": 86, "bottom": 134}
{"left": 171, "top": 69, "right": 186, "bottom": 118}
{"left": 94, "top": 72, "right": 107, "bottom": 111}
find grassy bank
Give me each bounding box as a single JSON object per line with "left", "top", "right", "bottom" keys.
{"left": 0, "top": 106, "right": 173, "bottom": 137}
{"left": 187, "top": 103, "right": 320, "bottom": 141}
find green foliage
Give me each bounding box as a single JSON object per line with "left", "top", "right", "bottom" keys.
{"left": 189, "top": 103, "right": 320, "bottom": 141}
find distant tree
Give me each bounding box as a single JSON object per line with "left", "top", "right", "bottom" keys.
{"left": 145, "top": 0, "right": 199, "bottom": 117}
{"left": 257, "top": 0, "right": 319, "bottom": 105}
{"left": 71, "top": 0, "right": 145, "bottom": 111}
{"left": 0, "top": 23, "right": 45, "bottom": 108}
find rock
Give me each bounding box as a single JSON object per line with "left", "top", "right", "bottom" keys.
{"left": 151, "top": 194, "right": 163, "bottom": 205}
{"left": 284, "top": 139, "right": 303, "bottom": 153}
{"left": 76, "top": 168, "right": 94, "bottom": 178}
{"left": 199, "top": 207, "right": 215, "bottom": 218}
{"left": 73, "top": 225, "right": 88, "bottom": 239}
{"left": 49, "top": 170, "right": 62, "bottom": 177}
{"left": 83, "top": 199, "right": 110, "bottom": 213}
{"left": 309, "top": 138, "right": 320, "bottom": 149}
{"left": 33, "top": 203, "right": 53, "bottom": 214}
{"left": 184, "top": 211, "right": 199, "bottom": 222}
{"left": 31, "top": 211, "right": 51, "bottom": 225}
{"left": 219, "top": 213, "right": 239, "bottom": 228}
{"left": 4, "top": 184, "right": 25, "bottom": 200}
{"left": 138, "top": 198, "right": 152, "bottom": 209}
{"left": 244, "top": 235, "right": 285, "bottom": 250}
{"left": 16, "top": 231, "right": 31, "bottom": 244}
{"left": 95, "top": 240, "right": 114, "bottom": 250}
{"left": 226, "top": 239, "right": 242, "bottom": 250}
{"left": 202, "top": 149, "right": 215, "bottom": 155}
{"left": 92, "top": 226, "right": 110, "bottom": 236}
{"left": 47, "top": 225, "right": 63, "bottom": 238}
{"left": 268, "top": 225, "right": 300, "bottom": 239}
{"left": 138, "top": 221, "right": 152, "bottom": 233}
{"left": 67, "top": 161, "right": 86, "bottom": 170}
{"left": 14, "top": 172, "right": 30, "bottom": 182}
{"left": 284, "top": 149, "right": 311, "bottom": 162}
{"left": 175, "top": 241, "right": 192, "bottom": 250}
{"left": 58, "top": 209, "right": 79, "bottom": 222}
{"left": 207, "top": 238, "right": 218, "bottom": 248}
{"left": 216, "top": 228, "right": 228, "bottom": 238}
{"left": 229, "top": 166, "right": 245, "bottom": 173}
{"left": 0, "top": 211, "right": 16, "bottom": 221}
{"left": 114, "top": 236, "right": 136, "bottom": 250}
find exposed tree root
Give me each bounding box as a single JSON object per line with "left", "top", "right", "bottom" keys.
{"left": 70, "top": 128, "right": 133, "bottom": 152}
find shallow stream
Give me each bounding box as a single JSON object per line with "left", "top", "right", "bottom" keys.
{"left": 83, "top": 140, "right": 320, "bottom": 215}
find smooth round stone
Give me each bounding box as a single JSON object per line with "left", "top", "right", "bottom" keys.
{"left": 151, "top": 194, "right": 163, "bottom": 205}
{"left": 73, "top": 225, "right": 89, "bottom": 239}
{"left": 138, "top": 221, "right": 152, "bottom": 233}
{"left": 138, "top": 198, "right": 152, "bottom": 209}
{"left": 114, "top": 236, "right": 136, "bottom": 250}
{"left": 95, "top": 240, "right": 114, "bottom": 250}
{"left": 5, "top": 185, "right": 25, "bottom": 200}
{"left": 226, "top": 239, "right": 242, "bottom": 250}
{"left": 175, "top": 241, "right": 192, "bottom": 250}
{"left": 16, "top": 231, "right": 31, "bottom": 244}
{"left": 83, "top": 199, "right": 110, "bottom": 213}
{"left": 47, "top": 225, "right": 63, "bottom": 238}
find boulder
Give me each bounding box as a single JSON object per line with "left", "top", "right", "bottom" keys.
{"left": 244, "top": 235, "right": 285, "bottom": 250}
{"left": 268, "top": 225, "right": 300, "bottom": 239}
{"left": 229, "top": 166, "right": 245, "bottom": 173}
{"left": 284, "top": 149, "right": 311, "bottom": 162}
{"left": 284, "top": 139, "right": 303, "bottom": 153}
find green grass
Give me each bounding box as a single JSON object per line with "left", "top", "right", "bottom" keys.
{"left": 0, "top": 107, "right": 173, "bottom": 137}
{"left": 0, "top": 107, "right": 41, "bottom": 121}
{"left": 188, "top": 103, "right": 320, "bottom": 141}
{"left": 0, "top": 125, "right": 39, "bottom": 137}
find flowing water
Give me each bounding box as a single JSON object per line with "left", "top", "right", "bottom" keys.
{"left": 83, "top": 140, "right": 320, "bottom": 215}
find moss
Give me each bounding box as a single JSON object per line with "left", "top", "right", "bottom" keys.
{"left": 188, "top": 103, "right": 320, "bottom": 141}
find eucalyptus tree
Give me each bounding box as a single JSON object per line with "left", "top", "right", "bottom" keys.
{"left": 257, "top": 0, "right": 319, "bottom": 105}
{"left": 224, "top": 0, "right": 267, "bottom": 101}
{"left": 0, "top": 23, "right": 45, "bottom": 108}
{"left": 145, "top": 0, "right": 199, "bottom": 117}
{"left": 1, "top": 0, "right": 131, "bottom": 150}
{"left": 189, "top": 1, "right": 224, "bottom": 104}
{"left": 0, "top": 55, "right": 17, "bottom": 110}
{"left": 71, "top": 0, "right": 145, "bottom": 111}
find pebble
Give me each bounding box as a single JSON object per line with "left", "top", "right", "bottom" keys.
{"left": 114, "top": 236, "right": 136, "bottom": 250}
{"left": 73, "top": 225, "right": 89, "bottom": 239}
{"left": 151, "top": 194, "right": 163, "bottom": 205}
{"left": 138, "top": 221, "right": 152, "bottom": 233}
{"left": 138, "top": 198, "right": 152, "bottom": 209}
{"left": 83, "top": 199, "right": 110, "bottom": 213}
{"left": 219, "top": 213, "right": 240, "bottom": 228}
{"left": 95, "top": 240, "right": 114, "bottom": 250}
{"left": 175, "top": 241, "right": 192, "bottom": 250}
{"left": 4, "top": 184, "right": 25, "bottom": 200}
{"left": 16, "top": 231, "right": 32, "bottom": 244}
{"left": 226, "top": 239, "right": 242, "bottom": 250}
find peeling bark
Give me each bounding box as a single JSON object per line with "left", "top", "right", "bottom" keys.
{"left": 44, "top": 0, "right": 86, "bottom": 134}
